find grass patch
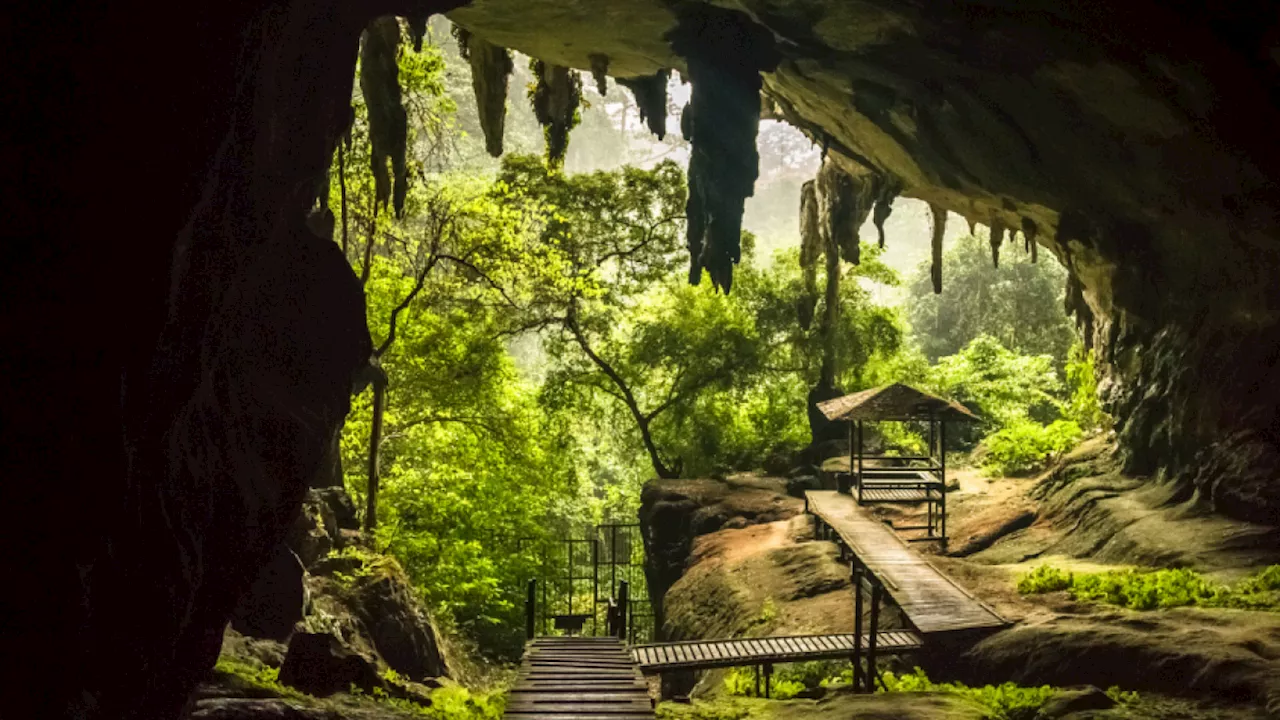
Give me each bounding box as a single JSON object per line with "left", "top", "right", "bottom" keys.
{"left": 1016, "top": 564, "right": 1280, "bottom": 611}
{"left": 656, "top": 698, "right": 762, "bottom": 720}
{"left": 876, "top": 668, "right": 1054, "bottom": 720}
{"left": 214, "top": 654, "right": 504, "bottom": 719}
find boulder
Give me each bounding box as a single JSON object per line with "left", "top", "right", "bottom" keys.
{"left": 355, "top": 571, "right": 447, "bottom": 680}
{"left": 231, "top": 545, "right": 306, "bottom": 642}
{"left": 277, "top": 632, "right": 380, "bottom": 697}
{"left": 312, "top": 486, "right": 360, "bottom": 531}
{"left": 785, "top": 475, "right": 822, "bottom": 499}
{"left": 1035, "top": 686, "right": 1115, "bottom": 718}
{"left": 288, "top": 490, "right": 337, "bottom": 568}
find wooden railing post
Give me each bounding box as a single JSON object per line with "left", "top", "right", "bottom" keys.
{"left": 852, "top": 562, "right": 864, "bottom": 691}
{"left": 526, "top": 579, "right": 537, "bottom": 640}
{"left": 866, "top": 580, "right": 882, "bottom": 692}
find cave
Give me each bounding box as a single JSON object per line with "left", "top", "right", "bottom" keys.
{"left": 3, "top": 0, "right": 1279, "bottom": 716}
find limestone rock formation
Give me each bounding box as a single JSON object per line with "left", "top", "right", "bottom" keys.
{"left": 278, "top": 632, "right": 381, "bottom": 697}
{"left": 231, "top": 545, "right": 308, "bottom": 642}
{"left": 445, "top": 0, "right": 1280, "bottom": 525}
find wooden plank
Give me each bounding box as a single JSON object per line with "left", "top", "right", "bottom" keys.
{"left": 805, "top": 490, "right": 1007, "bottom": 637}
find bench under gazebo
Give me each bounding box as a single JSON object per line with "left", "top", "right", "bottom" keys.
{"left": 816, "top": 383, "right": 979, "bottom": 544}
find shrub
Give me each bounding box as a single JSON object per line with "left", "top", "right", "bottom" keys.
{"left": 983, "top": 419, "right": 1081, "bottom": 476}
{"left": 1016, "top": 566, "right": 1072, "bottom": 594}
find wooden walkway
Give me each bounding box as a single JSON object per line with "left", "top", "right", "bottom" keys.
{"left": 504, "top": 637, "right": 654, "bottom": 719}
{"left": 805, "top": 490, "right": 1007, "bottom": 638}
{"left": 630, "top": 631, "right": 922, "bottom": 672}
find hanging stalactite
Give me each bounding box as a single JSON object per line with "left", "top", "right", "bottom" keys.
{"left": 529, "top": 60, "right": 583, "bottom": 167}
{"left": 929, "top": 203, "right": 947, "bottom": 294}
{"left": 617, "top": 70, "right": 671, "bottom": 140}
{"left": 1022, "top": 217, "right": 1039, "bottom": 263}
{"left": 798, "top": 180, "right": 822, "bottom": 330}
{"left": 589, "top": 54, "right": 610, "bottom": 95}
{"left": 989, "top": 215, "right": 1006, "bottom": 268}
{"left": 462, "top": 30, "right": 513, "bottom": 158}
{"left": 816, "top": 159, "right": 861, "bottom": 264}
{"left": 360, "top": 17, "right": 408, "bottom": 217}
{"left": 406, "top": 14, "right": 428, "bottom": 52}
{"left": 1065, "top": 272, "right": 1096, "bottom": 350}
{"left": 872, "top": 179, "right": 901, "bottom": 249}
{"left": 670, "top": 8, "right": 779, "bottom": 292}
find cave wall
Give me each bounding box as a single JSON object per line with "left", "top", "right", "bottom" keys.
{"left": 2, "top": 0, "right": 457, "bottom": 717}
{"left": 451, "top": 0, "right": 1280, "bottom": 524}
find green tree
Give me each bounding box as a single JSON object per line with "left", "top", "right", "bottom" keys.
{"left": 906, "top": 233, "right": 1075, "bottom": 364}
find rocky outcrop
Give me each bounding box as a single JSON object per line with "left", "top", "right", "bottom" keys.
{"left": 639, "top": 475, "right": 802, "bottom": 633}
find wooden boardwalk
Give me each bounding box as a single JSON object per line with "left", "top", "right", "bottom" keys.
{"left": 805, "top": 490, "right": 1007, "bottom": 638}
{"left": 504, "top": 636, "right": 654, "bottom": 719}
{"left": 630, "top": 631, "right": 922, "bottom": 672}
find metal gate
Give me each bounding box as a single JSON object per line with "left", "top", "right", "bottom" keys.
{"left": 522, "top": 523, "right": 653, "bottom": 643}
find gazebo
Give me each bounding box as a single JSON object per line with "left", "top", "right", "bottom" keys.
{"left": 817, "top": 383, "right": 979, "bottom": 543}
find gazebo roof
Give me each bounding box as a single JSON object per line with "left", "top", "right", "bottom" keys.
{"left": 817, "top": 382, "right": 979, "bottom": 422}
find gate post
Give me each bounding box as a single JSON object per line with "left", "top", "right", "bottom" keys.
{"left": 526, "top": 579, "right": 537, "bottom": 640}
{"left": 616, "top": 580, "right": 629, "bottom": 640}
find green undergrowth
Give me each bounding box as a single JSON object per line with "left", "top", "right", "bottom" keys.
{"left": 724, "top": 660, "right": 844, "bottom": 700}
{"left": 214, "top": 655, "right": 505, "bottom": 719}
{"left": 1017, "top": 564, "right": 1280, "bottom": 611}
{"left": 874, "top": 668, "right": 1053, "bottom": 720}
{"left": 656, "top": 698, "right": 762, "bottom": 720}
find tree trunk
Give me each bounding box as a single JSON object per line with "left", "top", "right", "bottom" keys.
{"left": 365, "top": 371, "right": 387, "bottom": 532}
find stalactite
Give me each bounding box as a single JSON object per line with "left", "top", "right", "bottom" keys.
{"left": 670, "top": 7, "right": 779, "bottom": 292}
{"left": 617, "top": 70, "right": 670, "bottom": 140}
{"left": 1065, "top": 272, "right": 1095, "bottom": 350}
{"left": 589, "top": 54, "right": 609, "bottom": 95}
{"left": 989, "top": 216, "right": 1006, "bottom": 268}
{"left": 872, "top": 180, "right": 900, "bottom": 249}
{"left": 406, "top": 14, "right": 428, "bottom": 53}
{"left": 816, "top": 159, "right": 860, "bottom": 264}
{"left": 1022, "top": 217, "right": 1039, "bottom": 263}
{"left": 465, "top": 33, "right": 513, "bottom": 158}
{"left": 360, "top": 17, "right": 408, "bottom": 217}
{"left": 967, "top": 216, "right": 977, "bottom": 236}
{"left": 798, "top": 180, "right": 822, "bottom": 330}
{"left": 930, "top": 203, "right": 946, "bottom": 293}
{"left": 529, "top": 60, "right": 582, "bottom": 167}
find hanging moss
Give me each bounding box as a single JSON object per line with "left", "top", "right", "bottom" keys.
{"left": 798, "top": 180, "right": 822, "bottom": 330}
{"left": 589, "top": 54, "right": 610, "bottom": 95}
{"left": 930, "top": 203, "right": 947, "bottom": 293}
{"left": 670, "top": 6, "right": 779, "bottom": 292}
{"left": 989, "top": 216, "right": 1006, "bottom": 268}
{"left": 617, "top": 70, "right": 671, "bottom": 140}
{"left": 465, "top": 32, "right": 513, "bottom": 158}
{"left": 360, "top": 16, "right": 408, "bottom": 217}
{"left": 528, "top": 59, "right": 582, "bottom": 167}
